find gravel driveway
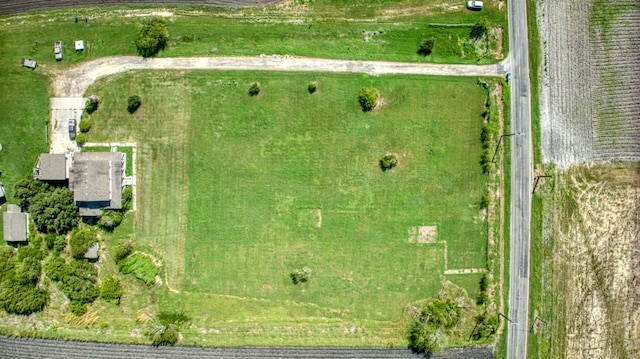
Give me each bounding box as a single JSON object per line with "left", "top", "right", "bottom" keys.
{"left": 54, "top": 55, "right": 508, "bottom": 97}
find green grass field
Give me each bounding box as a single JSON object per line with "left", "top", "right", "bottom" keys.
{"left": 80, "top": 70, "right": 489, "bottom": 345}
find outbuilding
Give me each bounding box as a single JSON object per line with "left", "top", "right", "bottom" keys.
{"left": 3, "top": 204, "right": 28, "bottom": 244}
{"left": 75, "top": 40, "right": 84, "bottom": 52}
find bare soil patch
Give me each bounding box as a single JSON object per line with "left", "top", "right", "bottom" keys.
{"left": 408, "top": 226, "right": 437, "bottom": 244}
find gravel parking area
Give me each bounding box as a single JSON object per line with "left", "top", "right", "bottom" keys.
{"left": 49, "top": 97, "right": 84, "bottom": 155}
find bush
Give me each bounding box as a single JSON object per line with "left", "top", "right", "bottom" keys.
{"left": 358, "top": 88, "right": 380, "bottom": 112}
{"left": 248, "top": 82, "right": 261, "bottom": 96}
{"left": 149, "top": 323, "right": 180, "bottom": 346}
{"left": 407, "top": 299, "right": 461, "bottom": 355}
{"left": 58, "top": 260, "right": 99, "bottom": 305}
{"left": 100, "top": 276, "right": 123, "bottom": 304}
{"left": 75, "top": 133, "right": 87, "bottom": 146}
{"left": 290, "top": 266, "right": 311, "bottom": 285}
{"left": 0, "top": 284, "right": 49, "bottom": 315}
{"left": 69, "top": 301, "right": 88, "bottom": 316}
{"left": 418, "top": 38, "right": 435, "bottom": 56}
{"left": 470, "top": 17, "right": 490, "bottom": 40}
{"left": 158, "top": 311, "right": 190, "bottom": 326}
{"left": 69, "top": 228, "right": 97, "bottom": 259}
{"left": 476, "top": 292, "right": 489, "bottom": 305}
{"left": 15, "top": 257, "right": 41, "bottom": 286}
{"left": 308, "top": 81, "right": 318, "bottom": 94}
{"left": 45, "top": 256, "right": 68, "bottom": 282}
{"left": 471, "top": 312, "right": 499, "bottom": 340}
{"left": 79, "top": 119, "right": 92, "bottom": 133}
{"left": 135, "top": 18, "right": 169, "bottom": 57}
{"left": 28, "top": 187, "right": 79, "bottom": 234}
{"left": 379, "top": 153, "right": 398, "bottom": 171}
{"left": 98, "top": 210, "right": 124, "bottom": 231}
{"left": 119, "top": 253, "right": 158, "bottom": 285}
{"left": 479, "top": 273, "right": 489, "bottom": 292}
{"left": 85, "top": 96, "right": 99, "bottom": 114}
{"left": 127, "top": 95, "right": 142, "bottom": 114}
{"left": 122, "top": 186, "right": 133, "bottom": 211}
{"left": 114, "top": 241, "right": 133, "bottom": 264}
{"left": 480, "top": 193, "right": 489, "bottom": 209}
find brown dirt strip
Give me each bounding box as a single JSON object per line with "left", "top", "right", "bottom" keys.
{"left": 0, "top": 0, "right": 280, "bottom": 15}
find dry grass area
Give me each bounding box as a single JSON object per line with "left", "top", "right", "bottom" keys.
{"left": 538, "top": 0, "right": 640, "bottom": 167}
{"left": 545, "top": 165, "right": 639, "bottom": 358}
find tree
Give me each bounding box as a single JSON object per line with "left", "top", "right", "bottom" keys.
{"left": 127, "top": 95, "right": 142, "bottom": 114}
{"left": 29, "top": 187, "right": 79, "bottom": 234}
{"left": 358, "top": 88, "right": 380, "bottom": 112}
{"left": 308, "top": 81, "right": 318, "bottom": 94}
{"left": 418, "top": 38, "right": 435, "bottom": 56}
{"left": 470, "top": 17, "right": 490, "bottom": 40}
{"left": 13, "top": 178, "right": 48, "bottom": 208}
{"left": 249, "top": 82, "right": 261, "bottom": 96}
{"left": 100, "top": 276, "right": 123, "bottom": 304}
{"left": 407, "top": 299, "right": 461, "bottom": 355}
{"left": 379, "top": 153, "right": 398, "bottom": 171}
{"left": 79, "top": 119, "right": 92, "bottom": 133}
{"left": 135, "top": 18, "right": 169, "bottom": 58}
{"left": 69, "top": 228, "right": 97, "bottom": 259}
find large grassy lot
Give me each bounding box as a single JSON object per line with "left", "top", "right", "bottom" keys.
{"left": 79, "top": 70, "right": 488, "bottom": 345}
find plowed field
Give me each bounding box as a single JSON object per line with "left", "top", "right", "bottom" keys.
{"left": 538, "top": 0, "right": 640, "bottom": 167}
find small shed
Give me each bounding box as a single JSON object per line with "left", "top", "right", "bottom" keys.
{"left": 3, "top": 204, "right": 28, "bottom": 243}
{"left": 33, "top": 153, "right": 67, "bottom": 182}
{"left": 22, "top": 58, "right": 37, "bottom": 69}
{"left": 84, "top": 242, "right": 99, "bottom": 262}
{"left": 75, "top": 40, "right": 84, "bottom": 52}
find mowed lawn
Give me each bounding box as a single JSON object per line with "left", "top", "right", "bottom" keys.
{"left": 87, "top": 71, "right": 487, "bottom": 345}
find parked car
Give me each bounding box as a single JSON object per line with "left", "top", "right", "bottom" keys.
{"left": 505, "top": 72, "right": 512, "bottom": 82}
{"left": 54, "top": 41, "right": 62, "bottom": 61}
{"left": 68, "top": 119, "right": 76, "bottom": 140}
{"left": 467, "top": 1, "right": 484, "bottom": 10}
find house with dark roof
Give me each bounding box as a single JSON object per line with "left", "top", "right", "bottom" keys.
{"left": 69, "top": 152, "right": 124, "bottom": 216}
{"left": 33, "top": 153, "right": 67, "bottom": 182}
{"left": 3, "top": 204, "right": 28, "bottom": 243}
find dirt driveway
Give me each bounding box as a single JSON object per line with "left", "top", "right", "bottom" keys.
{"left": 54, "top": 55, "right": 509, "bottom": 97}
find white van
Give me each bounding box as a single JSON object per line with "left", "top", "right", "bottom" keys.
{"left": 467, "top": 1, "right": 484, "bottom": 10}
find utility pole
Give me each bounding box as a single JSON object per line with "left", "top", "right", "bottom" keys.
{"left": 532, "top": 175, "right": 552, "bottom": 194}
{"left": 499, "top": 312, "right": 515, "bottom": 324}
{"left": 491, "top": 133, "right": 520, "bottom": 163}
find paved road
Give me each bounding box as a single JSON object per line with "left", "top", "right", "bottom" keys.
{"left": 505, "top": 0, "right": 534, "bottom": 358}
{"left": 53, "top": 55, "right": 508, "bottom": 97}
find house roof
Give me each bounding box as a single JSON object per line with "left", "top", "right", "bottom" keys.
{"left": 84, "top": 242, "right": 99, "bottom": 260}
{"left": 69, "top": 152, "right": 122, "bottom": 211}
{"left": 34, "top": 153, "right": 67, "bottom": 181}
{"left": 75, "top": 40, "right": 84, "bottom": 51}
{"left": 3, "top": 204, "right": 28, "bottom": 242}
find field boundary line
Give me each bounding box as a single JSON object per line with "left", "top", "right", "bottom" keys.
{"left": 442, "top": 241, "right": 487, "bottom": 275}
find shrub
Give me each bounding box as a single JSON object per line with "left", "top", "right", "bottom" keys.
{"left": 471, "top": 312, "right": 499, "bottom": 340}
{"left": 418, "top": 38, "right": 435, "bottom": 56}
{"left": 476, "top": 292, "right": 489, "bottom": 305}
{"left": 69, "top": 301, "right": 88, "bottom": 316}
{"left": 0, "top": 284, "right": 49, "bottom": 315}
{"left": 75, "top": 133, "right": 87, "bottom": 146}
{"left": 45, "top": 256, "right": 68, "bottom": 282}
{"left": 69, "top": 228, "right": 97, "bottom": 259}
{"left": 358, "top": 88, "right": 380, "bottom": 112}
{"left": 85, "top": 96, "right": 99, "bottom": 114}
{"left": 479, "top": 274, "right": 489, "bottom": 292}
{"left": 122, "top": 186, "right": 133, "bottom": 211}
{"left": 100, "top": 276, "right": 123, "bottom": 304}
{"left": 149, "top": 323, "right": 180, "bottom": 346}
{"left": 158, "top": 311, "right": 190, "bottom": 326}
{"left": 119, "top": 253, "right": 158, "bottom": 285}
{"left": 248, "top": 82, "right": 261, "bottom": 96}
{"left": 480, "top": 193, "right": 489, "bottom": 209}
{"left": 127, "top": 95, "right": 142, "bottom": 114}
{"left": 407, "top": 299, "right": 461, "bottom": 355}
{"left": 79, "top": 119, "right": 92, "bottom": 133}
{"left": 58, "top": 260, "right": 99, "bottom": 305}
{"left": 379, "top": 153, "right": 398, "bottom": 171}
{"left": 308, "top": 81, "right": 318, "bottom": 94}
{"left": 290, "top": 266, "right": 311, "bottom": 285}
{"left": 114, "top": 240, "right": 133, "bottom": 264}
{"left": 135, "top": 18, "right": 169, "bottom": 57}
{"left": 98, "top": 210, "right": 124, "bottom": 231}
{"left": 15, "top": 257, "right": 41, "bottom": 286}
